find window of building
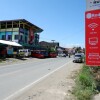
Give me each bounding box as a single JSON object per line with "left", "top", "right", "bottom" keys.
{"left": 2, "top": 35, "right": 6, "bottom": 40}
{"left": 8, "top": 35, "right": 12, "bottom": 40}
{"left": 19, "top": 35, "right": 23, "bottom": 43}
{"left": 14, "top": 35, "right": 19, "bottom": 40}
{"left": 34, "top": 39, "right": 39, "bottom": 45}
{"left": 20, "top": 35, "right": 23, "bottom": 41}
{"left": 25, "top": 36, "right": 27, "bottom": 43}
{"left": 25, "top": 32, "right": 28, "bottom": 35}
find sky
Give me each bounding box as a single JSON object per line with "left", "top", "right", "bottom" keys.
{"left": 0, "top": 0, "right": 86, "bottom": 48}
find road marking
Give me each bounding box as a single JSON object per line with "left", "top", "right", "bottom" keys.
{"left": 5, "top": 60, "right": 72, "bottom": 100}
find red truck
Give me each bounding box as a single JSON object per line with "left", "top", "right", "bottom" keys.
{"left": 48, "top": 52, "right": 57, "bottom": 58}
{"left": 31, "top": 50, "right": 48, "bottom": 58}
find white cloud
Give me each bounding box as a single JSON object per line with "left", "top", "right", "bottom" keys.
{"left": 61, "top": 43, "right": 85, "bottom": 48}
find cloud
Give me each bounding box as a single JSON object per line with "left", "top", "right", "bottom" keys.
{"left": 61, "top": 43, "right": 85, "bottom": 48}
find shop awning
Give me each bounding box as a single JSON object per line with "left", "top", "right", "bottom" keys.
{"left": 0, "top": 40, "right": 22, "bottom": 47}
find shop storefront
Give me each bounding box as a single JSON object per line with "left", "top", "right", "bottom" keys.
{"left": 0, "top": 19, "right": 43, "bottom": 49}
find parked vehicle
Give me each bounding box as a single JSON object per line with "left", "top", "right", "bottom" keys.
{"left": 73, "top": 53, "right": 84, "bottom": 63}
{"left": 47, "top": 47, "right": 57, "bottom": 58}
{"left": 17, "top": 49, "right": 25, "bottom": 58}
{"left": 31, "top": 50, "right": 45, "bottom": 58}
{"left": 68, "top": 53, "right": 70, "bottom": 58}
{"left": 58, "top": 53, "right": 66, "bottom": 57}
{"left": 49, "top": 52, "right": 57, "bottom": 58}
{"left": 17, "top": 49, "right": 31, "bottom": 57}
{"left": 23, "top": 49, "right": 31, "bottom": 57}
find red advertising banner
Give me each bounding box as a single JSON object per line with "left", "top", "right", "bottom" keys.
{"left": 85, "top": 9, "right": 100, "bottom": 66}
{"left": 29, "top": 28, "right": 34, "bottom": 44}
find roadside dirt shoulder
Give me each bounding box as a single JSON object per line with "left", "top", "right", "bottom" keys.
{"left": 94, "top": 93, "right": 100, "bottom": 100}
{"left": 13, "top": 62, "right": 82, "bottom": 100}
{"left": 0, "top": 58, "right": 38, "bottom": 66}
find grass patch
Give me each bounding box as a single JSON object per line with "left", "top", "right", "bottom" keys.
{"left": 0, "top": 57, "right": 6, "bottom": 63}
{"left": 73, "top": 65, "right": 96, "bottom": 100}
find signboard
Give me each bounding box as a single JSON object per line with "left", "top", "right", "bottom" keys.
{"left": 85, "top": 9, "right": 100, "bottom": 66}
{"left": 86, "top": 0, "right": 100, "bottom": 11}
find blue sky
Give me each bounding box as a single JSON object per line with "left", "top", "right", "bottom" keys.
{"left": 0, "top": 0, "right": 86, "bottom": 48}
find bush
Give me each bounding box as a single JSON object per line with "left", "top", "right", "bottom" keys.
{"left": 75, "top": 88, "right": 93, "bottom": 100}
{"left": 79, "top": 66, "right": 95, "bottom": 89}
{"left": 73, "top": 65, "right": 96, "bottom": 100}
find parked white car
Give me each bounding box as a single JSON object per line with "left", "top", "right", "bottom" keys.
{"left": 18, "top": 49, "right": 31, "bottom": 57}
{"left": 73, "top": 53, "right": 84, "bottom": 63}
{"left": 58, "top": 53, "right": 66, "bottom": 57}
{"left": 24, "top": 49, "right": 31, "bottom": 57}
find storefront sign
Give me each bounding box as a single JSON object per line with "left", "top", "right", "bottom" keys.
{"left": 85, "top": 9, "right": 100, "bottom": 66}
{"left": 86, "top": 0, "right": 100, "bottom": 11}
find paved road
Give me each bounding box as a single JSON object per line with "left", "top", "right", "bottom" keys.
{"left": 0, "top": 57, "right": 72, "bottom": 100}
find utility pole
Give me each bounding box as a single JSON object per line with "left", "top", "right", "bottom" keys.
{"left": 51, "top": 40, "right": 55, "bottom": 47}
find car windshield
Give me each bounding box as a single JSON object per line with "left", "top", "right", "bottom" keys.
{"left": 75, "top": 55, "right": 81, "bottom": 57}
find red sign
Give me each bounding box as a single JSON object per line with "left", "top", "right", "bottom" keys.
{"left": 29, "top": 28, "right": 34, "bottom": 44}
{"left": 85, "top": 9, "right": 100, "bottom": 66}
